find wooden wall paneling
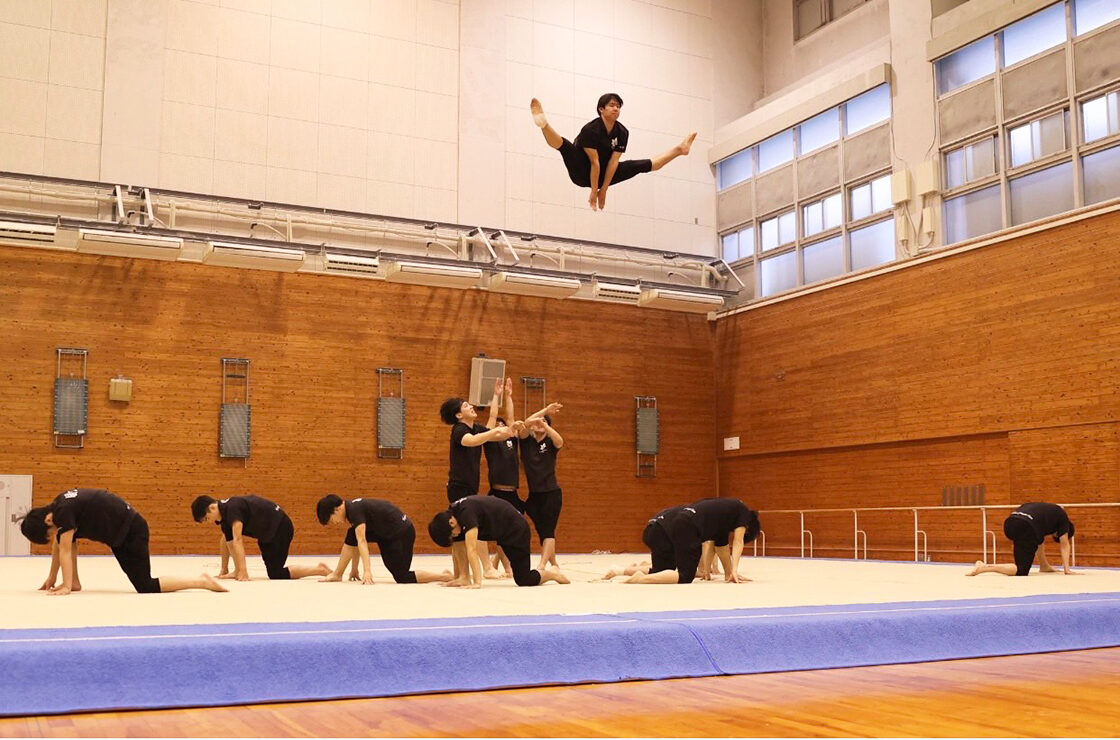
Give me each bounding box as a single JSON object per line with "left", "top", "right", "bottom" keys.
{"left": 0, "top": 246, "right": 717, "bottom": 556}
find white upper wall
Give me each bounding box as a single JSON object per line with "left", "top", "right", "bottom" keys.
{"left": 0, "top": 0, "right": 735, "bottom": 256}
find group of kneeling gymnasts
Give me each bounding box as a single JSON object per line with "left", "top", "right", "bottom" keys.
{"left": 17, "top": 377, "right": 1082, "bottom": 595}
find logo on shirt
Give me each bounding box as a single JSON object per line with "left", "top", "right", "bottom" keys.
{"left": 506, "top": 440, "right": 514, "bottom": 449}
{"left": 352, "top": 498, "right": 363, "bottom": 503}
{"left": 610, "top": 137, "right": 618, "bottom": 148}
{"left": 539, "top": 442, "right": 548, "bottom": 453}
{"left": 1011, "top": 511, "right": 1034, "bottom": 520}
{"left": 220, "top": 498, "right": 230, "bottom": 504}
{"left": 274, "top": 505, "right": 280, "bottom": 511}
{"left": 63, "top": 490, "right": 78, "bottom": 499}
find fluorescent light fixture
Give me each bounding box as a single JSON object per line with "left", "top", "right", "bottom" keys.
{"left": 77, "top": 229, "right": 183, "bottom": 261}
{"left": 324, "top": 253, "right": 380, "bottom": 277}
{"left": 592, "top": 281, "right": 642, "bottom": 303}
{"left": 203, "top": 241, "right": 305, "bottom": 272}
{"left": 638, "top": 288, "right": 724, "bottom": 313}
{"left": 0, "top": 220, "right": 56, "bottom": 244}
{"left": 384, "top": 260, "right": 482, "bottom": 289}
{"left": 489, "top": 271, "right": 581, "bottom": 299}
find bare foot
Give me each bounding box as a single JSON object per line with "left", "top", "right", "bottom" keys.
{"left": 202, "top": 573, "right": 229, "bottom": 592}
{"left": 71, "top": 581, "right": 82, "bottom": 592}
{"left": 549, "top": 569, "right": 570, "bottom": 584}
{"left": 530, "top": 98, "right": 547, "bottom": 128}
{"left": 315, "top": 562, "right": 331, "bottom": 576}
{"left": 484, "top": 568, "right": 503, "bottom": 580}
{"left": 679, "top": 132, "right": 697, "bottom": 155}
{"left": 965, "top": 560, "right": 984, "bottom": 576}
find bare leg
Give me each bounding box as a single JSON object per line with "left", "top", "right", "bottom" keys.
{"left": 159, "top": 573, "right": 228, "bottom": 593}
{"left": 966, "top": 560, "right": 1020, "bottom": 576}
{"left": 530, "top": 98, "right": 564, "bottom": 150}
{"left": 650, "top": 132, "right": 698, "bottom": 171}
{"left": 538, "top": 537, "right": 557, "bottom": 571}
{"left": 286, "top": 562, "right": 332, "bottom": 579}
{"left": 415, "top": 569, "right": 454, "bottom": 583}
{"left": 493, "top": 549, "right": 513, "bottom": 578}
{"left": 600, "top": 561, "right": 650, "bottom": 580}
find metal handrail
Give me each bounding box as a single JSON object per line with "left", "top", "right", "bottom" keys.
{"left": 754, "top": 503, "right": 1119, "bottom": 561}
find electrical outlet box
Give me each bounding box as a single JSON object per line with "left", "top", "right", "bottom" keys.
{"left": 915, "top": 159, "right": 939, "bottom": 195}
{"left": 897, "top": 216, "right": 911, "bottom": 243}
{"left": 921, "top": 207, "right": 936, "bottom": 236}
{"left": 891, "top": 170, "right": 911, "bottom": 205}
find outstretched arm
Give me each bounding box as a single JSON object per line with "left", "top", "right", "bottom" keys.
{"left": 485, "top": 377, "right": 502, "bottom": 430}
{"left": 504, "top": 377, "right": 514, "bottom": 424}
{"left": 584, "top": 148, "right": 601, "bottom": 209}
{"left": 39, "top": 536, "right": 62, "bottom": 591}
{"left": 598, "top": 151, "right": 623, "bottom": 209}
{"left": 464, "top": 528, "right": 484, "bottom": 588}
{"left": 726, "top": 527, "right": 748, "bottom": 583}
{"left": 1058, "top": 534, "right": 1077, "bottom": 574}
{"left": 50, "top": 530, "right": 76, "bottom": 595}
{"left": 223, "top": 521, "right": 250, "bottom": 581}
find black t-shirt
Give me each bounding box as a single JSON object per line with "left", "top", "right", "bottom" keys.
{"left": 691, "top": 498, "right": 754, "bottom": 543}
{"left": 448, "top": 422, "right": 489, "bottom": 492}
{"left": 575, "top": 117, "right": 629, "bottom": 170}
{"left": 1009, "top": 502, "right": 1072, "bottom": 544}
{"left": 51, "top": 488, "right": 136, "bottom": 548}
{"left": 520, "top": 433, "right": 560, "bottom": 492}
{"left": 218, "top": 495, "right": 286, "bottom": 542}
{"left": 450, "top": 494, "right": 526, "bottom": 545}
{"left": 344, "top": 497, "right": 410, "bottom": 540}
{"left": 483, "top": 435, "right": 520, "bottom": 487}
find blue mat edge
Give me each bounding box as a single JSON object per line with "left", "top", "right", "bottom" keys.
{"left": 2, "top": 592, "right": 1119, "bottom": 716}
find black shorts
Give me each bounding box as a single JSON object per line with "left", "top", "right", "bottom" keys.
{"left": 642, "top": 518, "right": 702, "bottom": 584}
{"left": 524, "top": 488, "right": 562, "bottom": 542}
{"left": 259, "top": 515, "right": 294, "bottom": 580}
{"left": 488, "top": 487, "right": 525, "bottom": 514}
{"left": 447, "top": 482, "right": 475, "bottom": 505}
{"left": 112, "top": 514, "right": 160, "bottom": 594}
{"left": 558, "top": 138, "right": 652, "bottom": 188}
{"left": 1004, "top": 516, "right": 1039, "bottom": 577}
{"left": 498, "top": 522, "right": 541, "bottom": 587}
{"left": 344, "top": 522, "right": 419, "bottom": 584}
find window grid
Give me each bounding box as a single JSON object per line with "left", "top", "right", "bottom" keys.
{"left": 936, "top": 1, "right": 1120, "bottom": 245}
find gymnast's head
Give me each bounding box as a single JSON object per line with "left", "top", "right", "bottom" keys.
{"left": 316, "top": 493, "right": 345, "bottom": 525}
{"left": 428, "top": 510, "right": 457, "bottom": 547}
{"left": 597, "top": 93, "right": 623, "bottom": 117}
{"left": 18, "top": 506, "right": 54, "bottom": 545}
{"left": 745, "top": 509, "right": 761, "bottom": 545}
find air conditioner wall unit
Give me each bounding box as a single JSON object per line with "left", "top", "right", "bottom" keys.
{"left": 0, "top": 220, "right": 57, "bottom": 245}
{"left": 203, "top": 241, "right": 305, "bottom": 272}
{"left": 324, "top": 253, "right": 380, "bottom": 277}
{"left": 489, "top": 271, "right": 581, "bottom": 299}
{"left": 593, "top": 281, "right": 642, "bottom": 303}
{"left": 638, "top": 288, "right": 724, "bottom": 314}
{"left": 77, "top": 229, "right": 183, "bottom": 261}
{"left": 384, "top": 260, "right": 482, "bottom": 289}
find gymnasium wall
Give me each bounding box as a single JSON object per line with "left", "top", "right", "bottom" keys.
{"left": 716, "top": 209, "right": 1120, "bottom": 566}
{"left": 0, "top": 0, "right": 725, "bottom": 254}
{"left": 0, "top": 243, "right": 717, "bottom": 556}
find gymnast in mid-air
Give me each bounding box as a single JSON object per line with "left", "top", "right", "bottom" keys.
{"left": 531, "top": 94, "right": 697, "bottom": 212}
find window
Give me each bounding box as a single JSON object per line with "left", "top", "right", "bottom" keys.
{"left": 849, "top": 174, "right": 892, "bottom": 220}
{"left": 844, "top": 84, "right": 890, "bottom": 135}
{"left": 758, "top": 130, "right": 794, "bottom": 173}
{"left": 1074, "top": 0, "right": 1120, "bottom": 35}
{"left": 802, "top": 193, "right": 842, "bottom": 237}
{"left": 802, "top": 235, "right": 844, "bottom": 284}
{"left": 944, "top": 137, "right": 998, "bottom": 188}
{"left": 1001, "top": 3, "right": 1066, "bottom": 67}
{"left": 1009, "top": 161, "right": 1074, "bottom": 225}
{"left": 1008, "top": 111, "right": 1067, "bottom": 167}
{"left": 1082, "top": 91, "right": 1120, "bottom": 143}
{"left": 1082, "top": 145, "right": 1120, "bottom": 204}
{"left": 849, "top": 219, "right": 895, "bottom": 271}
{"left": 718, "top": 149, "right": 752, "bottom": 190}
{"left": 795, "top": 0, "right": 871, "bottom": 40}
{"left": 760, "top": 210, "right": 796, "bottom": 251}
{"left": 937, "top": 37, "right": 996, "bottom": 95}
{"left": 721, "top": 225, "right": 754, "bottom": 263}
{"left": 943, "top": 184, "right": 1002, "bottom": 244}
{"left": 798, "top": 108, "right": 839, "bottom": 154}
{"left": 760, "top": 251, "right": 798, "bottom": 297}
